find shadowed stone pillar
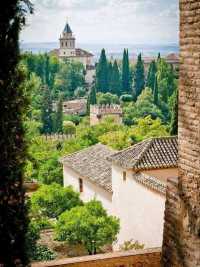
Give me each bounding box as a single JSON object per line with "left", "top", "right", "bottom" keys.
{"left": 162, "top": 0, "right": 200, "bottom": 266}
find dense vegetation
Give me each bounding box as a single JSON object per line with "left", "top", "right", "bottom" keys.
{"left": 21, "top": 47, "right": 178, "bottom": 261}
{"left": 0, "top": 1, "right": 33, "bottom": 265}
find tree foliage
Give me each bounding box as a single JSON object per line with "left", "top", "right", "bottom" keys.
{"left": 169, "top": 89, "right": 178, "bottom": 135}
{"left": 97, "top": 92, "right": 119, "bottom": 105}
{"left": 55, "top": 200, "right": 120, "bottom": 255}
{"left": 109, "top": 60, "right": 121, "bottom": 95}
{"left": 122, "top": 49, "right": 131, "bottom": 94}
{"left": 31, "top": 183, "right": 82, "bottom": 219}
{"left": 41, "top": 85, "right": 53, "bottom": 134}
{"left": 0, "top": 0, "right": 33, "bottom": 265}
{"left": 130, "top": 116, "right": 168, "bottom": 142}
{"left": 96, "top": 49, "right": 108, "bottom": 93}
{"left": 55, "top": 94, "right": 63, "bottom": 133}
{"left": 133, "top": 53, "right": 145, "bottom": 99}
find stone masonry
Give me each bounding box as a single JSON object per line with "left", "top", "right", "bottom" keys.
{"left": 162, "top": 0, "right": 200, "bottom": 266}
{"left": 90, "top": 105, "right": 123, "bottom": 125}
{"left": 32, "top": 248, "right": 161, "bottom": 267}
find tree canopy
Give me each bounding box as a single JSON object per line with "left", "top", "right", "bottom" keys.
{"left": 55, "top": 200, "right": 120, "bottom": 255}
{"left": 31, "top": 183, "right": 82, "bottom": 219}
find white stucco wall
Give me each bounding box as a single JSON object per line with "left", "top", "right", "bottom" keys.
{"left": 63, "top": 165, "right": 112, "bottom": 213}
{"left": 112, "top": 164, "right": 167, "bottom": 250}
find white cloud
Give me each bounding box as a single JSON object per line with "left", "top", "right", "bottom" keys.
{"left": 21, "top": 0, "right": 179, "bottom": 44}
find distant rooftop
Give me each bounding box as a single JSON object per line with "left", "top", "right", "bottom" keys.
{"left": 60, "top": 144, "right": 116, "bottom": 192}
{"left": 109, "top": 136, "right": 178, "bottom": 170}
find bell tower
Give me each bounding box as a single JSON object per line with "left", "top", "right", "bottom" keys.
{"left": 59, "top": 20, "right": 76, "bottom": 58}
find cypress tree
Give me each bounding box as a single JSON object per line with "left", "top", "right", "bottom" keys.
{"left": 44, "top": 53, "right": 50, "bottom": 87}
{"left": 89, "top": 85, "right": 97, "bottom": 105}
{"left": 153, "top": 76, "right": 159, "bottom": 105}
{"left": 0, "top": 1, "right": 32, "bottom": 265}
{"left": 170, "top": 89, "right": 178, "bottom": 135}
{"left": 55, "top": 94, "right": 63, "bottom": 133}
{"left": 122, "top": 49, "right": 130, "bottom": 94}
{"left": 108, "top": 62, "right": 113, "bottom": 92}
{"left": 41, "top": 85, "right": 53, "bottom": 134}
{"left": 86, "top": 85, "right": 97, "bottom": 115}
{"left": 96, "top": 49, "right": 108, "bottom": 93}
{"left": 110, "top": 60, "right": 121, "bottom": 96}
{"left": 157, "top": 52, "right": 161, "bottom": 61}
{"left": 146, "top": 60, "right": 157, "bottom": 92}
{"left": 134, "top": 53, "right": 145, "bottom": 99}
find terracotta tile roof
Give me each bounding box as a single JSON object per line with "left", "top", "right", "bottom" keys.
{"left": 60, "top": 144, "right": 116, "bottom": 192}
{"left": 75, "top": 48, "right": 94, "bottom": 57}
{"left": 109, "top": 136, "right": 178, "bottom": 170}
{"left": 133, "top": 173, "right": 166, "bottom": 195}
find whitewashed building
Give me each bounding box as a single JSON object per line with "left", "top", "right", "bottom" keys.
{"left": 60, "top": 137, "right": 178, "bottom": 249}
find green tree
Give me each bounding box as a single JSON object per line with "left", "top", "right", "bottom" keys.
{"left": 157, "top": 52, "right": 161, "bottom": 61}
{"left": 55, "top": 200, "right": 120, "bottom": 255}
{"left": 89, "top": 85, "right": 97, "bottom": 105}
{"left": 96, "top": 49, "right": 109, "bottom": 93}
{"left": 153, "top": 76, "right": 159, "bottom": 105}
{"left": 0, "top": 0, "right": 32, "bottom": 265}
{"left": 134, "top": 53, "right": 145, "bottom": 98}
{"left": 110, "top": 60, "right": 121, "bottom": 95}
{"left": 63, "top": 121, "right": 76, "bottom": 135}
{"left": 41, "top": 85, "right": 53, "bottom": 134}
{"left": 97, "top": 92, "right": 119, "bottom": 105}
{"left": 122, "top": 49, "right": 130, "bottom": 94}
{"left": 170, "top": 89, "right": 178, "bottom": 135}
{"left": 54, "top": 61, "right": 85, "bottom": 98}
{"left": 44, "top": 53, "right": 50, "bottom": 86}
{"left": 55, "top": 94, "right": 63, "bottom": 133}
{"left": 31, "top": 183, "right": 82, "bottom": 219}
{"left": 146, "top": 60, "right": 157, "bottom": 92}
{"left": 108, "top": 61, "right": 113, "bottom": 92}
{"left": 130, "top": 116, "right": 168, "bottom": 143}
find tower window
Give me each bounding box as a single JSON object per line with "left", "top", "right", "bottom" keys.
{"left": 66, "top": 42, "right": 67, "bottom": 46}
{"left": 123, "top": 171, "right": 126, "bottom": 181}
{"left": 79, "top": 178, "right": 83, "bottom": 193}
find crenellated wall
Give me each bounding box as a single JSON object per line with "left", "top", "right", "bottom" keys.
{"left": 90, "top": 105, "right": 123, "bottom": 125}
{"left": 161, "top": 1, "right": 200, "bottom": 266}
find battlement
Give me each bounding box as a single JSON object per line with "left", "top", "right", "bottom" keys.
{"left": 90, "top": 105, "right": 123, "bottom": 125}
{"left": 90, "top": 104, "right": 122, "bottom": 115}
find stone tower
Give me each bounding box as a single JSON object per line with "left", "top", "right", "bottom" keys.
{"left": 59, "top": 20, "right": 76, "bottom": 58}
{"left": 162, "top": 1, "right": 200, "bottom": 266}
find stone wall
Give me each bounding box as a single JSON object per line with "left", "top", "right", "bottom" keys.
{"left": 161, "top": 0, "right": 200, "bottom": 266}
{"left": 32, "top": 248, "right": 161, "bottom": 267}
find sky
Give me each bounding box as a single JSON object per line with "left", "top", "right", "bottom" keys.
{"left": 21, "top": 0, "right": 179, "bottom": 45}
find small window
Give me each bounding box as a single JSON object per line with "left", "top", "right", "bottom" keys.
{"left": 123, "top": 171, "right": 126, "bottom": 181}
{"left": 79, "top": 178, "right": 83, "bottom": 193}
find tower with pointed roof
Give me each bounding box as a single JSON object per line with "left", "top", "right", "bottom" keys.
{"left": 59, "top": 21, "right": 76, "bottom": 57}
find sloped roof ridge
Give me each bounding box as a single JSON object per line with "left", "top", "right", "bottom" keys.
{"left": 134, "top": 136, "right": 176, "bottom": 168}
{"left": 60, "top": 143, "right": 115, "bottom": 163}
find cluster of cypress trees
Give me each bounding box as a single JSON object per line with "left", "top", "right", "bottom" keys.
{"left": 41, "top": 86, "right": 64, "bottom": 134}
{"left": 96, "top": 49, "right": 146, "bottom": 99}
{"left": 0, "top": 0, "right": 33, "bottom": 265}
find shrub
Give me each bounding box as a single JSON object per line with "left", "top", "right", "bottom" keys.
{"left": 63, "top": 121, "right": 76, "bottom": 135}
{"left": 120, "top": 94, "right": 133, "bottom": 103}
{"left": 119, "top": 239, "right": 144, "bottom": 251}
{"left": 32, "top": 245, "right": 56, "bottom": 261}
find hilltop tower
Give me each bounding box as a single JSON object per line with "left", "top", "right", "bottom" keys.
{"left": 59, "top": 20, "right": 76, "bottom": 57}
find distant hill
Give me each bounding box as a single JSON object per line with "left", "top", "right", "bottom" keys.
{"left": 20, "top": 42, "right": 179, "bottom": 61}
